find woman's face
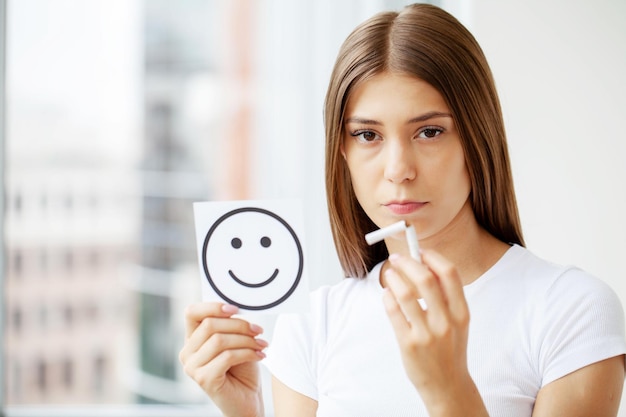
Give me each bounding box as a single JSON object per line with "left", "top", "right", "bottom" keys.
{"left": 342, "top": 72, "right": 472, "bottom": 246}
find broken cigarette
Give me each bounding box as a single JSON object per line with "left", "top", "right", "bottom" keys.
{"left": 365, "top": 220, "right": 421, "bottom": 261}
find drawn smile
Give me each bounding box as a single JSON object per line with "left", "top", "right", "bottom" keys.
{"left": 228, "top": 269, "right": 279, "bottom": 288}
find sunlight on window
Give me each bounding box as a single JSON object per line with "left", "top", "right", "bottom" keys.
{"left": 3, "top": 0, "right": 228, "bottom": 406}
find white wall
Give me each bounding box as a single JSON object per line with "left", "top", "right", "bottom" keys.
{"left": 469, "top": 0, "right": 626, "bottom": 412}
{"left": 471, "top": 0, "right": 626, "bottom": 283}
{"left": 471, "top": 0, "right": 626, "bottom": 317}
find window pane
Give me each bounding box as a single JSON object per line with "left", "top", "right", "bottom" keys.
{"left": 4, "top": 0, "right": 225, "bottom": 405}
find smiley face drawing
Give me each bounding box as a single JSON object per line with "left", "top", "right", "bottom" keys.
{"left": 202, "top": 207, "right": 304, "bottom": 310}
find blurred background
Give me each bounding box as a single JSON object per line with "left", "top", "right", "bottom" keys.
{"left": 1, "top": 0, "right": 625, "bottom": 416}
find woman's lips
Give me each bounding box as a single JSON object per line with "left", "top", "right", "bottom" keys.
{"left": 384, "top": 201, "right": 426, "bottom": 215}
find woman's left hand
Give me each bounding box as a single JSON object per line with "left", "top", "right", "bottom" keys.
{"left": 382, "top": 250, "right": 486, "bottom": 416}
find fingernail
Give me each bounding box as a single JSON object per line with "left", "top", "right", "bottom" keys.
{"left": 389, "top": 253, "right": 400, "bottom": 262}
{"left": 256, "top": 338, "right": 269, "bottom": 348}
{"left": 221, "top": 304, "right": 238, "bottom": 314}
{"left": 250, "top": 324, "right": 264, "bottom": 334}
{"left": 256, "top": 350, "right": 266, "bottom": 359}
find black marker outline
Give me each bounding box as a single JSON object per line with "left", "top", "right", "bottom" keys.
{"left": 228, "top": 268, "right": 279, "bottom": 288}
{"left": 202, "top": 207, "right": 304, "bottom": 310}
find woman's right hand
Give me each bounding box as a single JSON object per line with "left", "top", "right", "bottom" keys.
{"left": 179, "top": 302, "right": 268, "bottom": 417}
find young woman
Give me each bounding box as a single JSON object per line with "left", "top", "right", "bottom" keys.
{"left": 180, "top": 4, "right": 626, "bottom": 416}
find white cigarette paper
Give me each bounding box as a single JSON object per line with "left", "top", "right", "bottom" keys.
{"left": 364, "top": 220, "right": 421, "bottom": 262}
{"left": 365, "top": 220, "right": 407, "bottom": 245}
{"left": 405, "top": 225, "right": 421, "bottom": 261}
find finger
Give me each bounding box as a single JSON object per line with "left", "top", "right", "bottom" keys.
{"left": 388, "top": 253, "right": 449, "bottom": 321}
{"left": 185, "top": 332, "right": 268, "bottom": 371}
{"left": 185, "top": 315, "right": 263, "bottom": 355}
{"left": 192, "top": 348, "right": 265, "bottom": 393}
{"left": 420, "top": 250, "right": 469, "bottom": 324}
{"left": 181, "top": 326, "right": 267, "bottom": 374}
{"left": 384, "top": 267, "right": 427, "bottom": 332}
{"left": 184, "top": 302, "right": 240, "bottom": 339}
{"left": 383, "top": 285, "right": 411, "bottom": 338}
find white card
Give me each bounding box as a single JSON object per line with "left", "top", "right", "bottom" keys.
{"left": 193, "top": 199, "right": 310, "bottom": 314}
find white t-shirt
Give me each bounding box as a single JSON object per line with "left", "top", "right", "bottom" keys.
{"left": 263, "top": 245, "right": 626, "bottom": 417}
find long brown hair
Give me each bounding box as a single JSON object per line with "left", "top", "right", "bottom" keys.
{"left": 325, "top": 3, "right": 524, "bottom": 278}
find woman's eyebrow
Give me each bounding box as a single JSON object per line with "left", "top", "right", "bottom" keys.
{"left": 406, "top": 111, "right": 452, "bottom": 123}
{"left": 344, "top": 116, "right": 382, "bottom": 125}
{"left": 344, "top": 111, "right": 452, "bottom": 125}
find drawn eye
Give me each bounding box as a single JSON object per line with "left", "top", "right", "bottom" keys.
{"left": 231, "top": 237, "right": 242, "bottom": 249}
{"left": 260, "top": 236, "right": 271, "bottom": 248}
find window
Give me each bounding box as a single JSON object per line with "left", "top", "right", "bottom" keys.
{"left": 11, "top": 307, "right": 22, "bottom": 334}
{"left": 36, "top": 360, "right": 48, "bottom": 393}
{"left": 12, "top": 250, "right": 22, "bottom": 278}
{"left": 93, "top": 355, "right": 107, "bottom": 396}
{"left": 62, "top": 359, "right": 73, "bottom": 389}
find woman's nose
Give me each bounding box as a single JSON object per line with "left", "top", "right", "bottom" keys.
{"left": 383, "top": 140, "right": 417, "bottom": 183}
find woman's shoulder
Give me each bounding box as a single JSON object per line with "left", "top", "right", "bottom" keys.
{"left": 469, "top": 245, "right": 622, "bottom": 320}
{"left": 498, "top": 245, "right": 609, "bottom": 288}
{"left": 501, "top": 245, "right": 622, "bottom": 310}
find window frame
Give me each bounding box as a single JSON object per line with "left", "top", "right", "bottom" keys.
{"left": 4, "top": 406, "right": 221, "bottom": 417}
{"left": 1, "top": 0, "right": 7, "bottom": 410}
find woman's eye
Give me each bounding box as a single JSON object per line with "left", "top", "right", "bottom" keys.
{"left": 417, "top": 127, "right": 443, "bottom": 140}
{"left": 352, "top": 130, "right": 380, "bottom": 143}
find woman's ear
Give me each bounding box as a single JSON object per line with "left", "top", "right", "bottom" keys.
{"left": 340, "top": 144, "right": 346, "bottom": 160}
